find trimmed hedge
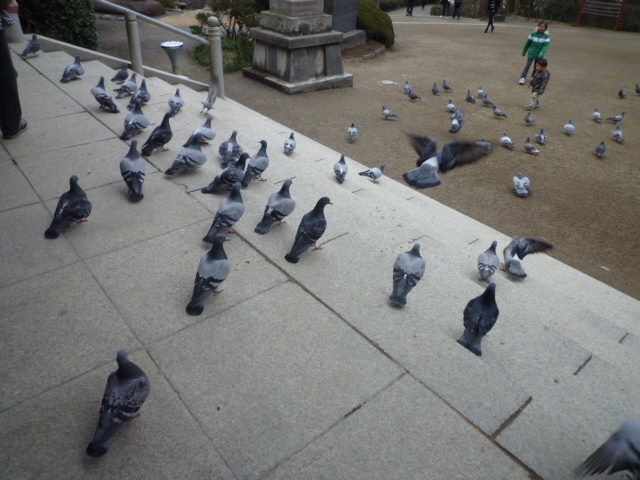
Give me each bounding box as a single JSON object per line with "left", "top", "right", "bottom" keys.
{"left": 357, "top": 0, "right": 395, "bottom": 48}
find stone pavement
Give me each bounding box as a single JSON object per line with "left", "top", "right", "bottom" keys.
{"left": 1, "top": 37, "right": 639, "bottom": 480}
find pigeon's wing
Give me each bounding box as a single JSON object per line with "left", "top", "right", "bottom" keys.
{"left": 439, "top": 141, "right": 489, "bottom": 173}
{"left": 576, "top": 420, "right": 640, "bottom": 477}
{"left": 403, "top": 159, "right": 441, "bottom": 189}
{"left": 408, "top": 135, "right": 438, "bottom": 167}
{"left": 516, "top": 238, "right": 553, "bottom": 260}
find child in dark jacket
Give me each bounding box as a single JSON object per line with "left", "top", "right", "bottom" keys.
{"left": 528, "top": 58, "right": 550, "bottom": 110}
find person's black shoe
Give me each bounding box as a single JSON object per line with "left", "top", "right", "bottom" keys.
{"left": 2, "top": 119, "right": 28, "bottom": 139}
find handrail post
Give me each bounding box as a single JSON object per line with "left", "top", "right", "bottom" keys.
{"left": 207, "top": 16, "right": 225, "bottom": 99}
{"left": 124, "top": 11, "right": 144, "bottom": 74}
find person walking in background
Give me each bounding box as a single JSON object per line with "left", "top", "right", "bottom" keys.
{"left": 406, "top": 0, "right": 415, "bottom": 16}
{"left": 485, "top": 0, "right": 501, "bottom": 32}
{"left": 453, "top": 0, "right": 462, "bottom": 19}
{"left": 519, "top": 21, "right": 550, "bottom": 84}
{"left": 527, "top": 58, "right": 550, "bottom": 109}
{"left": 0, "top": 0, "right": 27, "bottom": 139}
{"left": 440, "top": 0, "right": 451, "bottom": 18}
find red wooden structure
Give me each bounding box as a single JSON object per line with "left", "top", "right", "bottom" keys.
{"left": 576, "top": 0, "right": 628, "bottom": 31}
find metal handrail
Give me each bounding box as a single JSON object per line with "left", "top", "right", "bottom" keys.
{"left": 90, "top": 0, "right": 224, "bottom": 98}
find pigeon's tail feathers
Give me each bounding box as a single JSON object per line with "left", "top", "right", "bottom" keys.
{"left": 254, "top": 218, "right": 276, "bottom": 235}
{"left": 141, "top": 144, "right": 155, "bottom": 157}
{"left": 335, "top": 171, "right": 346, "bottom": 184}
{"left": 508, "top": 258, "right": 527, "bottom": 279}
{"left": 479, "top": 266, "right": 494, "bottom": 282}
{"left": 284, "top": 252, "right": 300, "bottom": 264}
{"left": 164, "top": 164, "right": 180, "bottom": 176}
{"left": 119, "top": 130, "right": 133, "bottom": 141}
{"left": 86, "top": 412, "right": 125, "bottom": 457}
{"left": 44, "top": 225, "right": 62, "bottom": 239}
{"left": 186, "top": 301, "right": 205, "bottom": 316}
{"left": 457, "top": 335, "right": 482, "bottom": 356}
{"left": 358, "top": 171, "right": 368, "bottom": 177}
{"left": 389, "top": 293, "right": 407, "bottom": 307}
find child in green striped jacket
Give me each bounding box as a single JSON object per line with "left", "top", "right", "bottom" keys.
{"left": 519, "top": 21, "right": 550, "bottom": 85}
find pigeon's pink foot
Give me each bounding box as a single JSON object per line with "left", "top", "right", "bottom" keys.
{"left": 78, "top": 218, "right": 89, "bottom": 223}
{"left": 259, "top": 177, "right": 268, "bottom": 181}
{"left": 227, "top": 228, "right": 237, "bottom": 234}
{"left": 213, "top": 288, "right": 224, "bottom": 294}
{"left": 277, "top": 220, "right": 287, "bottom": 225}
{"left": 312, "top": 244, "right": 324, "bottom": 250}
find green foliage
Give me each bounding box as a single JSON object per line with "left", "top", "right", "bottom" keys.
{"left": 540, "top": 0, "right": 581, "bottom": 23}
{"left": 192, "top": 36, "right": 254, "bottom": 72}
{"left": 18, "top": 0, "right": 98, "bottom": 50}
{"left": 379, "top": 0, "right": 400, "bottom": 11}
{"left": 356, "top": 0, "right": 395, "bottom": 48}
{"left": 208, "top": 0, "right": 260, "bottom": 40}
{"left": 157, "top": 0, "right": 177, "bottom": 8}
{"left": 430, "top": 5, "right": 439, "bottom": 15}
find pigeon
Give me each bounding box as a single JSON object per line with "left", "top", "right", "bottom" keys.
{"left": 524, "top": 111, "right": 536, "bottom": 125}
{"left": 164, "top": 140, "right": 207, "bottom": 175}
{"left": 389, "top": 244, "right": 426, "bottom": 307}
{"left": 186, "top": 234, "right": 231, "bottom": 316}
{"left": 119, "top": 100, "right": 149, "bottom": 141}
{"left": 407, "top": 89, "right": 422, "bottom": 101}
{"left": 575, "top": 419, "right": 640, "bottom": 479}
{"left": 60, "top": 55, "right": 84, "bottom": 83}
{"left": 120, "top": 140, "right": 146, "bottom": 201}
{"left": 534, "top": 128, "right": 547, "bottom": 146}
{"left": 202, "top": 182, "right": 244, "bottom": 243}
{"left": 241, "top": 140, "right": 269, "bottom": 187}
{"left": 284, "top": 133, "right": 296, "bottom": 156}
{"left": 619, "top": 88, "right": 626, "bottom": 99}
{"left": 404, "top": 79, "right": 411, "bottom": 95}
{"left": 466, "top": 90, "right": 476, "bottom": 104}
{"left": 141, "top": 112, "right": 173, "bottom": 156}
{"left": 382, "top": 105, "right": 398, "bottom": 119}
{"left": 285, "top": 197, "right": 332, "bottom": 264}
{"left": 168, "top": 88, "right": 184, "bottom": 116}
{"left": 114, "top": 72, "right": 138, "bottom": 99}
{"left": 201, "top": 78, "right": 218, "bottom": 114}
{"left": 592, "top": 108, "right": 602, "bottom": 123}
{"left": 595, "top": 140, "right": 607, "bottom": 158}
{"left": 501, "top": 132, "right": 515, "bottom": 150}
{"left": 359, "top": 164, "right": 386, "bottom": 183}
{"left": 126, "top": 79, "right": 151, "bottom": 110}
{"left": 477, "top": 86, "right": 486, "bottom": 99}
{"left": 334, "top": 153, "right": 349, "bottom": 184}
{"left": 482, "top": 96, "right": 494, "bottom": 108}
{"left": 110, "top": 66, "right": 129, "bottom": 83}
{"left": 254, "top": 179, "right": 296, "bottom": 235}
{"left": 201, "top": 152, "right": 248, "bottom": 193}
{"left": 606, "top": 111, "right": 625, "bottom": 124}
{"left": 476, "top": 137, "right": 492, "bottom": 155}
{"left": 442, "top": 79, "right": 453, "bottom": 92}
{"left": 457, "top": 283, "right": 499, "bottom": 357}
{"left": 564, "top": 119, "right": 576, "bottom": 136}
{"left": 348, "top": 122, "right": 358, "bottom": 143}
{"left": 20, "top": 34, "right": 41, "bottom": 58}
{"left": 513, "top": 173, "right": 531, "bottom": 197}
{"left": 403, "top": 135, "right": 490, "bottom": 189}
{"left": 449, "top": 109, "right": 465, "bottom": 134}
{"left": 502, "top": 235, "right": 553, "bottom": 278}
{"left": 184, "top": 115, "right": 216, "bottom": 146}
{"left": 86, "top": 350, "right": 150, "bottom": 457}
{"left": 90, "top": 76, "right": 119, "bottom": 113}
{"left": 493, "top": 105, "right": 508, "bottom": 119}
{"left": 477, "top": 241, "right": 499, "bottom": 282}
{"left": 432, "top": 83, "right": 440, "bottom": 96}
{"left": 612, "top": 124, "right": 625, "bottom": 144}
{"left": 44, "top": 175, "right": 92, "bottom": 239}
{"left": 447, "top": 99, "right": 457, "bottom": 113}
{"left": 524, "top": 136, "right": 539, "bottom": 155}
{"left": 218, "top": 130, "right": 244, "bottom": 167}
{"left": 637, "top": 84, "right": 640, "bottom": 95}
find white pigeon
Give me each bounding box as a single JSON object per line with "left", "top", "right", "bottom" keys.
{"left": 477, "top": 86, "right": 486, "bottom": 99}
{"left": 359, "top": 165, "right": 386, "bottom": 183}
{"left": 524, "top": 137, "right": 539, "bottom": 155}
{"left": 348, "top": 122, "right": 358, "bottom": 142}
{"left": 564, "top": 119, "right": 575, "bottom": 136}
{"left": 592, "top": 108, "right": 602, "bottom": 123}
{"left": 612, "top": 123, "right": 625, "bottom": 144}
{"left": 446, "top": 99, "right": 456, "bottom": 113}
{"left": 404, "top": 79, "right": 411, "bottom": 95}
{"left": 501, "top": 132, "right": 515, "bottom": 150}
{"left": 334, "top": 153, "right": 348, "bottom": 184}
{"left": 513, "top": 173, "right": 531, "bottom": 197}
{"left": 284, "top": 132, "right": 296, "bottom": 156}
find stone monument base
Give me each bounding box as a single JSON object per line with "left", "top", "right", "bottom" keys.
{"left": 242, "top": 68, "right": 353, "bottom": 94}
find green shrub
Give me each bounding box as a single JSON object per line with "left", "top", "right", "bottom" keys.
{"left": 208, "top": 0, "right": 260, "bottom": 40}
{"left": 379, "top": 0, "right": 399, "bottom": 11}
{"left": 540, "top": 0, "right": 581, "bottom": 23}
{"left": 157, "top": 0, "right": 177, "bottom": 8}
{"left": 356, "top": 0, "right": 395, "bottom": 48}
{"left": 18, "top": 0, "right": 98, "bottom": 50}
{"left": 192, "top": 36, "right": 254, "bottom": 72}
{"left": 430, "top": 5, "right": 439, "bottom": 15}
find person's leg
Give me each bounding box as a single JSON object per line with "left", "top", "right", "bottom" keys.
{"left": 485, "top": 12, "right": 493, "bottom": 32}
{"left": 531, "top": 58, "right": 538, "bottom": 78}
{"left": 0, "top": 28, "right": 22, "bottom": 137}
{"left": 520, "top": 57, "right": 534, "bottom": 80}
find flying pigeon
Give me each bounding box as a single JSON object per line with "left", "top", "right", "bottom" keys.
{"left": 432, "top": 83, "right": 440, "bottom": 96}
{"left": 389, "top": 243, "right": 426, "bottom": 307}
{"left": 119, "top": 100, "right": 149, "bottom": 141}
{"left": 476, "top": 137, "right": 492, "bottom": 155}
{"left": 110, "top": 66, "right": 129, "bottom": 83}
{"left": 513, "top": 173, "right": 531, "bottom": 197}
{"left": 575, "top": 419, "right": 640, "bottom": 479}
{"left": 457, "top": 283, "right": 499, "bottom": 356}
{"left": 524, "top": 111, "right": 536, "bottom": 125}
{"left": 403, "top": 135, "right": 490, "bottom": 189}
{"left": 201, "top": 78, "right": 218, "bottom": 114}
{"left": 359, "top": 164, "right": 386, "bottom": 183}
{"left": 60, "top": 55, "right": 84, "bottom": 83}
{"left": 218, "top": 130, "right": 244, "bottom": 167}
{"left": 502, "top": 235, "right": 553, "bottom": 278}
{"left": 285, "top": 197, "right": 332, "bottom": 264}
{"left": 382, "top": 105, "right": 398, "bottom": 119}
{"left": 334, "top": 153, "right": 349, "bottom": 184}
{"left": 450, "top": 109, "right": 465, "bottom": 133}
{"left": 466, "top": 90, "right": 476, "bottom": 104}
{"left": 86, "top": 350, "right": 150, "bottom": 457}
{"left": 284, "top": 133, "right": 296, "bottom": 156}
{"left": 595, "top": 141, "right": 607, "bottom": 158}
{"left": 564, "top": 119, "right": 576, "bottom": 136}
{"left": 348, "top": 122, "right": 358, "bottom": 143}
{"left": 114, "top": 72, "right": 138, "bottom": 99}
{"left": 126, "top": 79, "right": 151, "bottom": 110}
{"left": 120, "top": 140, "right": 145, "bottom": 201}
{"left": 407, "top": 89, "right": 422, "bottom": 101}
{"left": 186, "top": 234, "right": 231, "bottom": 316}
{"left": 534, "top": 128, "right": 547, "bottom": 146}
{"left": 90, "top": 76, "right": 119, "bottom": 113}
{"left": 477, "top": 86, "right": 486, "bottom": 99}
{"left": 404, "top": 79, "right": 411, "bottom": 95}
{"left": 254, "top": 179, "right": 296, "bottom": 235}
{"left": 447, "top": 99, "right": 457, "bottom": 113}
{"left": 168, "top": 88, "right": 185, "bottom": 116}
{"left": 202, "top": 182, "right": 244, "bottom": 243}
{"left": 524, "top": 136, "right": 539, "bottom": 155}
{"left": 241, "top": 140, "right": 269, "bottom": 187}
{"left": 141, "top": 112, "right": 173, "bottom": 156}
{"left": 482, "top": 96, "right": 494, "bottom": 108}
{"left": 201, "top": 152, "right": 248, "bottom": 193}
{"left": 606, "top": 111, "right": 625, "bottom": 124}
{"left": 618, "top": 88, "right": 626, "bottom": 99}
{"left": 20, "top": 34, "right": 41, "bottom": 58}
{"left": 442, "top": 79, "right": 453, "bottom": 92}
{"left": 184, "top": 115, "right": 215, "bottom": 146}
{"left": 592, "top": 108, "right": 602, "bottom": 123}
{"left": 44, "top": 175, "right": 92, "bottom": 239}
{"left": 165, "top": 140, "right": 207, "bottom": 175}
{"left": 492, "top": 105, "right": 508, "bottom": 119}
{"left": 501, "top": 132, "right": 515, "bottom": 150}
{"left": 477, "top": 241, "right": 499, "bottom": 282}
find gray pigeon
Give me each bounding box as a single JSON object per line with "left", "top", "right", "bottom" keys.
{"left": 466, "top": 90, "right": 476, "bottom": 104}
{"left": 592, "top": 108, "right": 602, "bottom": 123}
{"left": 524, "top": 136, "right": 539, "bottom": 155}
{"left": 359, "top": 164, "right": 386, "bottom": 183}
{"left": 201, "top": 78, "right": 218, "bottom": 114}
{"left": 564, "top": 119, "right": 575, "bottom": 136}
{"left": 612, "top": 123, "right": 625, "bottom": 144}
{"left": 86, "top": 349, "right": 150, "bottom": 457}
{"left": 126, "top": 79, "right": 151, "bottom": 110}
{"left": 45, "top": 175, "right": 92, "bottom": 239}
{"left": 477, "top": 86, "right": 486, "bottom": 99}
{"left": 502, "top": 235, "right": 553, "bottom": 278}
{"left": 513, "top": 173, "right": 531, "bottom": 197}
{"left": 120, "top": 140, "right": 145, "bottom": 202}
{"left": 165, "top": 140, "right": 207, "bottom": 175}
{"left": 382, "top": 105, "right": 398, "bottom": 119}
{"left": 91, "top": 76, "right": 119, "bottom": 113}
{"left": 575, "top": 419, "right": 640, "bottom": 479}
{"left": 432, "top": 83, "right": 440, "bottom": 96}
{"left": 119, "top": 100, "right": 149, "bottom": 141}
{"left": 477, "top": 241, "right": 499, "bottom": 282}
{"left": 442, "top": 79, "right": 453, "bottom": 92}
{"left": 141, "top": 112, "right": 172, "bottom": 156}
{"left": 619, "top": 88, "right": 626, "bottom": 99}
{"left": 201, "top": 152, "right": 248, "bottom": 193}
{"left": 203, "top": 182, "right": 244, "bottom": 243}
{"left": 186, "top": 234, "right": 231, "bottom": 316}
{"left": 389, "top": 244, "right": 426, "bottom": 307}
{"left": 534, "top": 128, "right": 547, "bottom": 146}
{"left": 168, "top": 88, "right": 184, "bottom": 116}
{"left": 284, "top": 133, "right": 296, "bottom": 156}
{"left": 285, "top": 197, "right": 332, "bottom": 263}
{"left": 254, "top": 179, "right": 296, "bottom": 235}
{"left": 20, "top": 34, "right": 41, "bottom": 58}
{"left": 606, "top": 111, "right": 625, "bottom": 124}
{"left": 482, "top": 96, "right": 494, "bottom": 108}
{"left": 218, "top": 130, "right": 244, "bottom": 167}
{"left": 348, "top": 122, "right": 358, "bottom": 143}
{"left": 184, "top": 116, "right": 216, "bottom": 146}
{"left": 595, "top": 140, "right": 607, "bottom": 158}
{"left": 334, "top": 153, "right": 348, "bottom": 184}
{"left": 501, "top": 132, "right": 515, "bottom": 150}
{"left": 447, "top": 99, "right": 456, "bottom": 113}
{"left": 457, "top": 283, "right": 499, "bottom": 356}
{"left": 476, "top": 137, "right": 492, "bottom": 155}
{"left": 61, "top": 55, "right": 84, "bottom": 83}
{"left": 241, "top": 140, "right": 269, "bottom": 187}
{"left": 407, "top": 89, "right": 422, "bottom": 101}
{"left": 524, "top": 111, "right": 536, "bottom": 125}
{"left": 110, "top": 66, "right": 128, "bottom": 83}
{"left": 404, "top": 79, "right": 411, "bottom": 95}
{"left": 492, "top": 105, "right": 508, "bottom": 119}
{"left": 114, "top": 72, "right": 138, "bottom": 99}
{"left": 450, "top": 109, "right": 465, "bottom": 133}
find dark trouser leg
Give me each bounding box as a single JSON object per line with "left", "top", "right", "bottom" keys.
{"left": 407, "top": 0, "right": 414, "bottom": 14}
{"left": 454, "top": 3, "right": 461, "bottom": 18}
{"left": 0, "top": 29, "right": 22, "bottom": 136}
{"left": 520, "top": 57, "right": 534, "bottom": 79}
{"left": 531, "top": 58, "right": 538, "bottom": 78}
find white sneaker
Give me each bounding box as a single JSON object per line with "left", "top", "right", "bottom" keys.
{"left": 518, "top": 77, "right": 526, "bottom": 85}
